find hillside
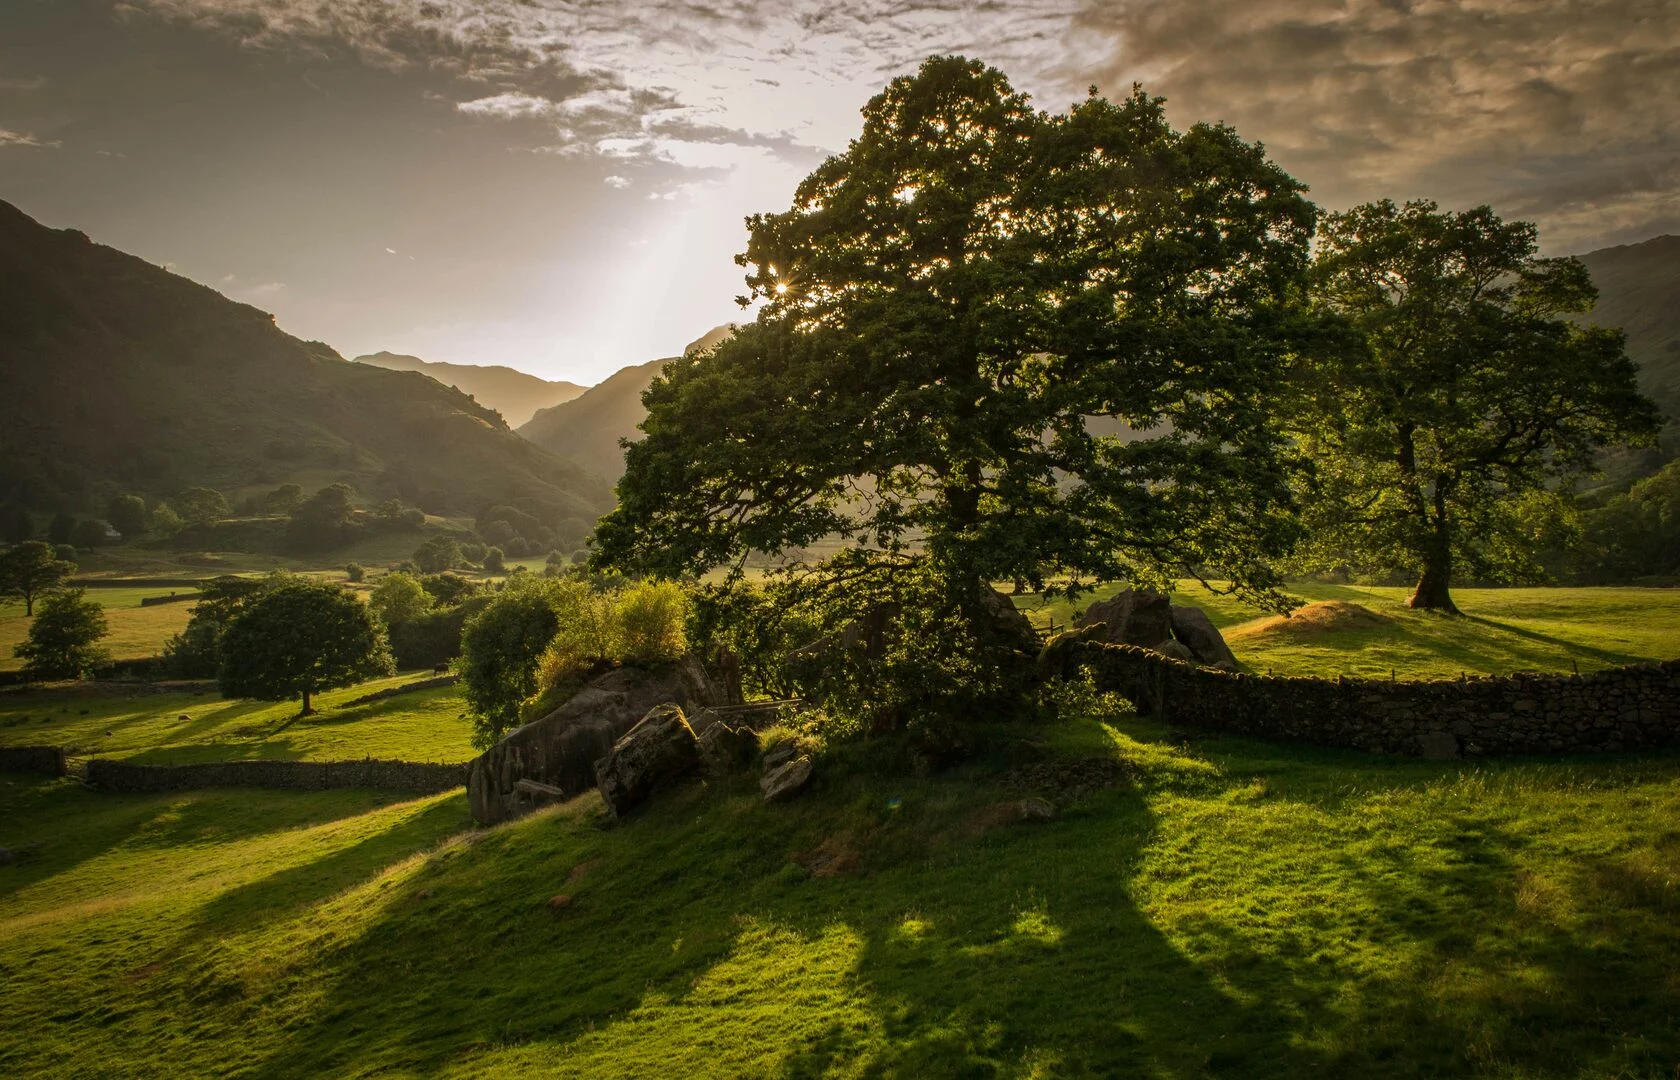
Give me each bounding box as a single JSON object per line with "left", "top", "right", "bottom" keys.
{"left": 353, "top": 351, "right": 585, "bottom": 427}
{"left": 0, "top": 200, "right": 611, "bottom": 522}
{"left": 1578, "top": 234, "right": 1680, "bottom": 457}
{"left": 517, "top": 325, "right": 734, "bottom": 483}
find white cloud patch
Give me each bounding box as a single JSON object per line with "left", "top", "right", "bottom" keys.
{"left": 0, "top": 128, "right": 60, "bottom": 149}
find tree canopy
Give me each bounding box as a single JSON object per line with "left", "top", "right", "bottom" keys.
{"left": 1293, "top": 200, "right": 1661, "bottom": 611}
{"left": 15, "top": 588, "right": 108, "bottom": 680}
{"left": 218, "top": 581, "right": 393, "bottom": 714}
{"left": 596, "top": 57, "right": 1315, "bottom": 631}
{"left": 0, "top": 540, "right": 76, "bottom": 616}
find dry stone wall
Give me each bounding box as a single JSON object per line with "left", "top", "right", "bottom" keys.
{"left": 85, "top": 757, "right": 465, "bottom": 794}
{"left": 1045, "top": 639, "right": 1680, "bottom": 758}
{"left": 0, "top": 745, "right": 67, "bottom": 775}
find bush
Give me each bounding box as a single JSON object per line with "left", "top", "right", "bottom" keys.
{"left": 106, "top": 495, "right": 148, "bottom": 539}
{"left": 162, "top": 574, "right": 282, "bottom": 678}
{"left": 345, "top": 562, "right": 366, "bottom": 583}
{"left": 68, "top": 518, "right": 109, "bottom": 551}
{"left": 459, "top": 580, "right": 563, "bottom": 746}
{"left": 150, "top": 505, "right": 185, "bottom": 537}
{"left": 388, "top": 594, "right": 491, "bottom": 670}
{"left": 413, "top": 535, "right": 464, "bottom": 574}
{"left": 483, "top": 547, "right": 505, "bottom": 574}
{"left": 369, "top": 572, "right": 432, "bottom": 626}
{"left": 15, "top": 589, "right": 109, "bottom": 680}
{"left": 53, "top": 543, "right": 77, "bottom": 563}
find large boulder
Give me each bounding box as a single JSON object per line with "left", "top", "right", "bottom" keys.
{"left": 1168, "top": 605, "right": 1238, "bottom": 668}
{"left": 595, "top": 704, "right": 702, "bottom": 817}
{"left": 761, "top": 756, "right": 814, "bottom": 803}
{"left": 1076, "top": 588, "right": 1173, "bottom": 647}
{"left": 466, "top": 656, "right": 723, "bottom": 824}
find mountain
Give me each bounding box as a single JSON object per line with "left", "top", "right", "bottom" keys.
{"left": 1578, "top": 234, "right": 1680, "bottom": 462}
{"left": 517, "top": 325, "right": 735, "bottom": 483}
{"left": 353, "top": 351, "right": 585, "bottom": 427}
{"left": 0, "top": 200, "right": 612, "bottom": 523}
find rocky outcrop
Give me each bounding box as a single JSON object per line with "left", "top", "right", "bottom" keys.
{"left": 467, "top": 656, "right": 723, "bottom": 824}
{"left": 1076, "top": 588, "right": 1237, "bottom": 669}
{"left": 761, "top": 756, "right": 814, "bottom": 803}
{"left": 595, "top": 704, "right": 702, "bottom": 817}
{"left": 1168, "top": 606, "right": 1237, "bottom": 668}
{"left": 1077, "top": 588, "right": 1174, "bottom": 648}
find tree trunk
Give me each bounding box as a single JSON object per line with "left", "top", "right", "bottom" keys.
{"left": 300, "top": 688, "right": 313, "bottom": 716}
{"left": 24, "top": 594, "right": 33, "bottom": 617}
{"left": 1407, "top": 476, "right": 1461, "bottom": 614}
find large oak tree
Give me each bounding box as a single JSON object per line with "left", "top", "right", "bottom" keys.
{"left": 596, "top": 57, "right": 1315, "bottom": 635}
{"left": 1295, "top": 200, "right": 1661, "bottom": 612}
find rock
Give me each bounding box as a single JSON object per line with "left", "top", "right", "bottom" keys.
{"left": 548, "top": 893, "right": 572, "bottom": 910}
{"left": 976, "top": 585, "right": 1042, "bottom": 653}
{"left": 1153, "top": 639, "right": 1194, "bottom": 663}
{"left": 761, "top": 756, "right": 813, "bottom": 803}
{"left": 1015, "top": 797, "right": 1057, "bottom": 823}
{"left": 1035, "top": 622, "right": 1109, "bottom": 680}
{"left": 466, "top": 656, "right": 723, "bottom": 824}
{"left": 1076, "top": 588, "right": 1173, "bottom": 648}
{"left": 761, "top": 740, "right": 799, "bottom": 771}
{"left": 697, "top": 719, "right": 757, "bottom": 775}
{"left": 594, "top": 704, "right": 702, "bottom": 817}
{"left": 1416, "top": 731, "right": 1460, "bottom": 760}
{"left": 1168, "top": 605, "right": 1238, "bottom": 668}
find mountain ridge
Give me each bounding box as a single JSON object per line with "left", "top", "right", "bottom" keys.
{"left": 353, "top": 350, "right": 585, "bottom": 427}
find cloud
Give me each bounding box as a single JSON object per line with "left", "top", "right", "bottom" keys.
{"left": 1069, "top": 0, "right": 1680, "bottom": 249}
{"left": 0, "top": 128, "right": 60, "bottom": 149}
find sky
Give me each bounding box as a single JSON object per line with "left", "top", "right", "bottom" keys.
{"left": 1, "top": 0, "right": 1676, "bottom": 385}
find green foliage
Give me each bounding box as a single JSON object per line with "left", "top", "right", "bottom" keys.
{"left": 287, "top": 483, "right": 358, "bottom": 551}
{"left": 52, "top": 543, "right": 77, "bottom": 562}
{"left": 1572, "top": 458, "right": 1680, "bottom": 583}
{"left": 218, "top": 581, "right": 394, "bottom": 713}
{"left": 265, "top": 483, "right": 305, "bottom": 515}
{"left": 163, "top": 574, "right": 285, "bottom": 678}
{"left": 68, "top": 517, "right": 109, "bottom": 551}
{"left": 418, "top": 573, "right": 479, "bottom": 607}
{"left": 14, "top": 588, "right": 108, "bottom": 679}
{"left": 597, "top": 59, "right": 1316, "bottom": 724}
{"left": 483, "top": 547, "right": 505, "bottom": 574}
{"left": 387, "top": 594, "right": 491, "bottom": 671}
{"left": 172, "top": 486, "right": 231, "bottom": 526}
{"left": 0, "top": 541, "right": 76, "bottom": 616}
{"left": 458, "top": 579, "right": 562, "bottom": 745}
{"left": 413, "top": 535, "right": 464, "bottom": 574}
{"left": 1294, "top": 200, "right": 1663, "bottom": 611}
{"left": 345, "top": 562, "right": 366, "bottom": 583}
{"left": 0, "top": 503, "right": 31, "bottom": 543}
{"left": 105, "top": 494, "right": 149, "bottom": 539}
{"left": 150, "top": 503, "right": 184, "bottom": 537}
{"left": 369, "top": 572, "right": 434, "bottom": 627}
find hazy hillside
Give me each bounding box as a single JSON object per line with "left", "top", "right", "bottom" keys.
{"left": 1579, "top": 234, "right": 1680, "bottom": 456}
{"left": 0, "top": 200, "right": 612, "bottom": 521}
{"left": 518, "top": 325, "right": 734, "bottom": 483}
{"left": 354, "top": 351, "right": 585, "bottom": 427}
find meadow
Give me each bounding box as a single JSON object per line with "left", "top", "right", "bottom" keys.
{"left": 2, "top": 583, "right": 1678, "bottom": 1077}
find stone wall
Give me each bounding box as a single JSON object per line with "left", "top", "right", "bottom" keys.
{"left": 85, "top": 757, "right": 465, "bottom": 794}
{"left": 1045, "top": 639, "right": 1680, "bottom": 758}
{"left": 0, "top": 745, "right": 67, "bottom": 775}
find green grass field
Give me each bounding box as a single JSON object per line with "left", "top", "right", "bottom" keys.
{"left": 3, "top": 708, "right": 1677, "bottom": 1077}
{"left": 0, "top": 586, "right": 198, "bottom": 674}
{"left": 0, "top": 675, "right": 476, "bottom": 764}
{"left": 1018, "top": 582, "right": 1680, "bottom": 679}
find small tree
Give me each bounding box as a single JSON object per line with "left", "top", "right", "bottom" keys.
{"left": 0, "top": 541, "right": 76, "bottom": 615}
{"left": 264, "top": 483, "right": 305, "bottom": 516}
{"left": 15, "top": 588, "right": 108, "bottom": 680}
{"left": 369, "top": 571, "right": 434, "bottom": 626}
{"left": 483, "top": 547, "right": 506, "bottom": 574}
{"left": 172, "top": 487, "right": 231, "bottom": 526}
{"left": 345, "top": 562, "right": 366, "bottom": 583}
{"left": 106, "top": 495, "right": 149, "bottom": 539}
{"left": 69, "top": 518, "right": 110, "bottom": 552}
{"left": 1296, "top": 200, "right": 1662, "bottom": 611}
{"left": 458, "top": 580, "right": 561, "bottom": 746}
{"left": 151, "top": 504, "right": 185, "bottom": 537}
{"left": 218, "top": 581, "right": 394, "bottom": 714}
{"left": 413, "top": 535, "right": 464, "bottom": 574}
{"left": 162, "top": 574, "right": 276, "bottom": 678}
{"left": 287, "top": 483, "right": 357, "bottom": 550}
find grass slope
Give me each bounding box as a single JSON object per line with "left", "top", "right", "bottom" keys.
{"left": 0, "top": 587, "right": 196, "bottom": 674}
{"left": 0, "top": 675, "right": 476, "bottom": 764}
{"left": 3, "top": 710, "right": 1678, "bottom": 1077}
{"left": 1018, "top": 582, "right": 1680, "bottom": 679}
{"left": 0, "top": 199, "right": 610, "bottom": 520}
{"left": 1578, "top": 234, "right": 1680, "bottom": 455}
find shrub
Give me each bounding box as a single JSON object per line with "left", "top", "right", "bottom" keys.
{"left": 345, "top": 562, "right": 366, "bottom": 583}
{"left": 106, "top": 495, "right": 148, "bottom": 539}
{"left": 458, "top": 579, "right": 563, "bottom": 746}
{"left": 388, "top": 594, "right": 490, "bottom": 670}
{"left": 53, "top": 543, "right": 78, "bottom": 563}
{"left": 150, "top": 504, "right": 184, "bottom": 537}
{"left": 483, "top": 547, "right": 505, "bottom": 574}
{"left": 616, "top": 580, "right": 688, "bottom": 665}
{"left": 69, "top": 518, "right": 109, "bottom": 551}
{"left": 413, "top": 535, "right": 464, "bottom": 574}
{"left": 369, "top": 572, "right": 432, "bottom": 626}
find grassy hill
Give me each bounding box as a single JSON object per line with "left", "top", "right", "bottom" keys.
{"left": 0, "top": 200, "right": 612, "bottom": 521}
{"left": 353, "top": 351, "right": 585, "bottom": 428}
{"left": 1578, "top": 234, "right": 1680, "bottom": 464}
{"left": 518, "top": 325, "right": 733, "bottom": 483}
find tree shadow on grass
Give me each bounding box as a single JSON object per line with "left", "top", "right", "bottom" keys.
{"left": 1464, "top": 616, "right": 1648, "bottom": 669}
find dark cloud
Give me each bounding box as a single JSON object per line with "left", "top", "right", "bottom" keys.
{"left": 1069, "top": 0, "right": 1680, "bottom": 250}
